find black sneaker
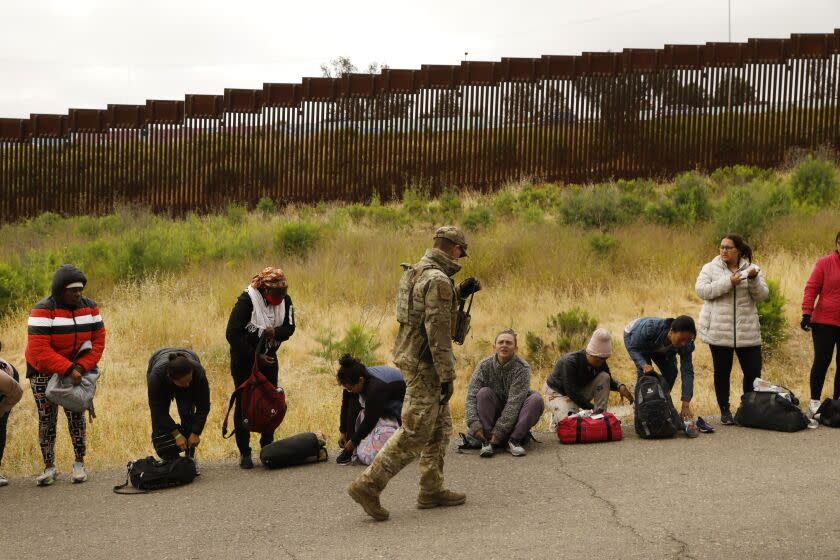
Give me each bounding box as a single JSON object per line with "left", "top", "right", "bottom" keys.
{"left": 239, "top": 454, "right": 254, "bottom": 469}
{"left": 336, "top": 448, "right": 353, "bottom": 465}
{"left": 720, "top": 408, "right": 735, "bottom": 425}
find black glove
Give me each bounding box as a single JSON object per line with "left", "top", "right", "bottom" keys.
{"left": 458, "top": 277, "right": 481, "bottom": 298}
{"left": 801, "top": 314, "right": 811, "bottom": 331}
{"left": 440, "top": 381, "right": 454, "bottom": 405}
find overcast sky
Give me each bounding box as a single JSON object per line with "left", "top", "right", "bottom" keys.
{"left": 1, "top": 0, "right": 837, "bottom": 118}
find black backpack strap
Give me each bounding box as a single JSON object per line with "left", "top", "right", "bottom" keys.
{"left": 575, "top": 417, "right": 582, "bottom": 443}
{"left": 604, "top": 416, "right": 614, "bottom": 441}
{"left": 113, "top": 462, "right": 147, "bottom": 495}
{"left": 221, "top": 389, "right": 239, "bottom": 439}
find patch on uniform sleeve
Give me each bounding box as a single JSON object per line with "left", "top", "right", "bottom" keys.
{"left": 437, "top": 280, "right": 453, "bottom": 300}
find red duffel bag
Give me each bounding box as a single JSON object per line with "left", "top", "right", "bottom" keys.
{"left": 557, "top": 412, "right": 622, "bottom": 444}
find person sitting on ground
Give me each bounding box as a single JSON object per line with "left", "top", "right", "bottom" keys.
{"left": 146, "top": 348, "right": 210, "bottom": 461}
{"left": 336, "top": 354, "right": 406, "bottom": 466}
{"left": 543, "top": 328, "right": 633, "bottom": 429}
{"left": 464, "top": 329, "right": 544, "bottom": 458}
{"left": 623, "top": 315, "right": 697, "bottom": 422}
{"left": 0, "top": 341, "right": 23, "bottom": 487}
{"left": 25, "top": 264, "right": 106, "bottom": 486}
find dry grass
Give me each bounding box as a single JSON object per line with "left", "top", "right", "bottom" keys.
{"left": 0, "top": 209, "right": 837, "bottom": 477}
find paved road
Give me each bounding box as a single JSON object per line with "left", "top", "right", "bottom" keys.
{"left": 5, "top": 425, "right": 839, "bottom": 560}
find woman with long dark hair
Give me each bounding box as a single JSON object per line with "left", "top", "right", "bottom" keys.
{"left": 695, "top": 234, "right": 769, "bottom": 425}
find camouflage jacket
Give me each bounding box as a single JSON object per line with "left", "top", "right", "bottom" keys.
{"left": 392, "top": 248, "right": 461, "bottom": 383}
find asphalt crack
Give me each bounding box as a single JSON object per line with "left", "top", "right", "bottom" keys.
{"left": 554, "top": 448, "right": 695, "bottom": 560}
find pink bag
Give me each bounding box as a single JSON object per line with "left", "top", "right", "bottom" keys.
{"left": 353, "top": 415, "right": 399, "bottom": 465}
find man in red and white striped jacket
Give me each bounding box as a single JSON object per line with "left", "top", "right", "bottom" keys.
{"left": 25, "top": 264, "right": 105, "bottom": 486}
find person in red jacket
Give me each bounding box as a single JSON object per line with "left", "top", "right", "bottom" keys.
{"left": 25, "top": 264, "right": 105, "bottom": 486}
{"left": 802, "top": 231, "right": 840, "bottom": 416}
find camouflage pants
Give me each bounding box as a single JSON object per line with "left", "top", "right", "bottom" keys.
{"left": 355, "top": 362, "right": 452, "bottom": 495}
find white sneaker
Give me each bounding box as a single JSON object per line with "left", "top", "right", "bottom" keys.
{"left": 479, "top": 441, "right": 494, "bottom": 458}
{"left": 507, "top": 440, "right": 527, "bottom": 457}
{"left": 71, "top": 462, "right": 88, "bottom": 483}
{"left": 36, "top": 466, "right": 57, "bottom": 487}
{"left": 0, "top": 474, "right": 8, "bottom": 487}
{"left": 809, "top": 400, "right": 822, "bottom": 418}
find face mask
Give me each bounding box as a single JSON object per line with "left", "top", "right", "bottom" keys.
{"left": 266, "top": 293, "right": 284, "bottom": 306}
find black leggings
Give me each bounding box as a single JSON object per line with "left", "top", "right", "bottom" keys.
{"left": 232, "top": 361, "right": 279, "bottom": 456}
{"left": 809, "top": 323, "right": 840, "bottom": 400}
{"left": 0, "top": 411, "right": 7, "bottom": 466}
{"left": 709, "top": 345, "right": 763, "bottom": 411}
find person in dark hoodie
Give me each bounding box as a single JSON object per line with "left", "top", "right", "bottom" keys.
{"left": 146, "top": 348, "right": 210, "bottom": 461}
{"left": 623, "top": 316, "right": 696, "bottom": 421}
{"left": 25, "top": 264, "right": 106, "bottom": 486}
{"left": 336, "top": 354, "right": 406, "bottom": 465}
{"left": 225, "top": 267, "right": 295, "bottom": 469}
{"left": 544, "top": 328, "right": 633, "bottom": 429}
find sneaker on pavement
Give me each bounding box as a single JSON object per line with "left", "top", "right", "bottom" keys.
{"left": 417, "top": 489, "right": 467, "bottom": 509}
{"left": 71, "top": 462, "right": 88, "bottom": 483}
{"left": 720, "top": 408, "right": 735, "bottom": 425}
{"left": 809, "top": 399, "right": 822, "bottom": 418}
{"left": 0, "top": 474, "right": 7, "bottom": 487}
{"left": 507, "top": 439, "right": 527, "bottom": 457}
{"left": 347, "top": 480, "right": 389, "bottom": 521}
{"left": 36, "top": 467, "right": 57, "bottom": 487}
{"left": 336, "top": 448, "right": 353, "bottom": 465}
{"left": 239, "top": 454, "right": 254, "bottom": 470}
{"left": 684, "top": 421, "right": 699, "bottom": 438}
{"left": 479, "top": 441, "right": 494, "bottom": 458}
{"left": 696, "top": 417, "right": 715, "bottom": 433}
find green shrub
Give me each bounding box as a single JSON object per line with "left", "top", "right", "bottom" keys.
{"left": 0, "top": 263, "right": 26, "bottom": 315}
{"left": 401, "top": 185, "right": 429, "bottom": 218}
{"left": 547, "top": 307, "right": 598, "bottom": 354}
{"left": 560, "top": 184, "right": 626, "bottom": 229}
{"left": 493, "top": 191, "right": 517, "bottom": 217}
{"left": 461, "top": 206, "right": 495, "bottom": 231}
{"left": 256, "top": 197, "right": 275, "bottom": 215}
{"left": 274, "top": 221, "right": 321, "bottom": 256}
{"left": 671, "top": 172, "right": 712, "bottom": 223}
{"left": 789, "top": 157, "right": 840, "bottom": 206}
{"left": 226, "top": 204, "right": 247, "bottom": 225}
{"left": 710, "top": 165, "right": 774, "bottom": 189}
{"left": 518, "top": 184, "right": 561, "bottom": 210}
{"left": 589, "top": 233, "right": 619, "bottom": 254}
{"left": 711, "top": 179, "right": 794, "bottom": 240}
{"left": 313, "top": 323, "right": 382, "bottom": 374}
{"left": 524, "top": 331, "right": 550, "bottom": 369}
{"left": 435, "top": 189, "right": 463, "bottom": 223}
{"left": 519, "top": 206, "right": 545, "bottom": 224}
{"left": 757, "top": 279, "right": 787, "bottom": 351}
{"left": 347, "top": 204, "right": 368, "bottom": 222}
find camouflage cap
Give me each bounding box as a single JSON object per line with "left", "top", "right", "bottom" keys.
{"left": 433, "top": 225, "right": 468, "bottom": 256}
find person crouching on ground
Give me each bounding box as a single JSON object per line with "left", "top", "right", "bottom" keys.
{"left": 464, "top": 329, "right": 544, "bottom": 458}
{"left": 336, "top": 354, "right": 406, "bottom": 466}
{"left": 0, "top": 341, "right": 23, "bottom": 487}
{"left": 146, "top": 348, "right": 210, "bottom": 462}
{"left": 25, "top": 264, "right": 106, "bottom": 486}
{"left": 543, "top": 328, "right": 633, "bottom": 430}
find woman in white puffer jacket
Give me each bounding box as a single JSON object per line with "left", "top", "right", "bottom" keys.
{"left": 695, "top": 234, "right": 769, "bottom": 425}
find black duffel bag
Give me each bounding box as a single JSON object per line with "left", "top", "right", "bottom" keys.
{"left": 815, "top": 399, "right": 840, "bottom": 427}
{"left": 113, "top": 456, "right": 198, "bottom": 494}
{"left": 260, "top": 432, "right": 328, "bottom": 469}
{"left": 734, "top": 390, "right": 809, "bottom": 432}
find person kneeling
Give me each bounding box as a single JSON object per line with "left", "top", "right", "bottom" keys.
{"left": 146, "top": 348, "right": 210, "bottom": 462}
{"left": 544, "top": 328, "right": 633, "bottom": 429}
{"left": 465, "top": 329, "right": 544, "bottom": 458}
{"left": 336, "top": 354, "right": 406, "bottom": 465}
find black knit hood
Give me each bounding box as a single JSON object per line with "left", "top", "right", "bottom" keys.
{"left": 50, "top": 264, "right": 87, "bottom": 302}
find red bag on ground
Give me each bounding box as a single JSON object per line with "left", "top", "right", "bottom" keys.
{"left": 557, "top": 412, "right": 622, "bottom": 444}
{"left": 223, "top": 357, "right": 287, "bottom": 438}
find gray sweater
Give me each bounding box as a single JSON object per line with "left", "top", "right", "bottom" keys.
{"left": 465, "top": 354, "right": 533, "bottom": 440}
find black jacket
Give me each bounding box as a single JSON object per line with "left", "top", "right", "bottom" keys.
{"left": 546, "top": 350, "right": 619, "bottom": 410}
{"left": 225, "top": 291, "right": 295, "bottom": 377}
{"left": 146, "top": 347, "right": 211, "bottom": 436}
{"left": 340, "top": 366, "right": 406, "bottom": 445}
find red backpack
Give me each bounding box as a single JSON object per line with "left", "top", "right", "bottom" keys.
{"left": 223, "top": 357, "right": 287, "bottom": 438}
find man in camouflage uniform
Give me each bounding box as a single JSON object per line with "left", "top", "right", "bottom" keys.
{"left": 348, "top": 226, "right": 481, "bottom": 521}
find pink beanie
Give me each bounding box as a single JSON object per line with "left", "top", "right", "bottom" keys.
{"left": 586, "top": 328, "right": 612, "bottom": 358}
